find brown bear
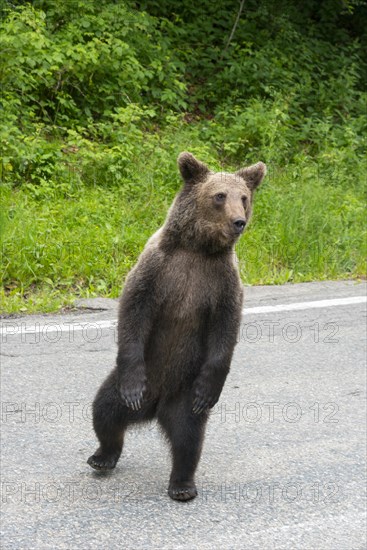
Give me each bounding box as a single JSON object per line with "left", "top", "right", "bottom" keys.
{"left": 87, "top": 152, "right": 266, "bottom": 501}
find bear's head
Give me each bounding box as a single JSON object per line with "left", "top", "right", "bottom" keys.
{"left": 163, "top": 152, "right": 266, "bottom": 254}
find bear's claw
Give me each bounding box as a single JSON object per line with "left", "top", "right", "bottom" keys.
{"left": 120, "top": 383, "right": 146, "bottom": 411}
{"left": 192, "top": 395, "right": 215, "bottom": 414}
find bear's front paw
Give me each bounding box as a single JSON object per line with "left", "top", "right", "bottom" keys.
{"left": 120, "top": 378, "right": 147, "bottom": 411}
{"left": 192, "top": 391, "right": 219, "bottom": 415}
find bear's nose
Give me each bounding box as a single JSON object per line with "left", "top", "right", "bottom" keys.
{"left": 233, "top": 218, "right": 246, "bottom": 234}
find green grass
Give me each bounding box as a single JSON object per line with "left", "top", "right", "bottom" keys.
{"left": 1, "top": 137, "right": 366, "bottom": 314}
{"left": 237, "top": 160, "right": 367, "bottom": 284}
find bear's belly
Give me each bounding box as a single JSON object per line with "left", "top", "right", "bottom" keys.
{"left": 144, "top": 304, "right": 209, "bottom": 395}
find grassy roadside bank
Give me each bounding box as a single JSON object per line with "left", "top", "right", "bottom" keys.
{"left": 1, "top": 130, "right": 366, "bottom": 314}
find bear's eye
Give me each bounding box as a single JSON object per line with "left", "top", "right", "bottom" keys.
{"left": 215, "top": 193, "right": 226, "bottom": 203}
{"left": 242, "top": 196, "right": 248, "bottom": 206}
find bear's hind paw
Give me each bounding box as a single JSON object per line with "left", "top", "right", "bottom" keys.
{"left": 87, "top": 452, "right": 119, "bottom": 471}
{"left": 168, "top": 483, "right": 197, "bottom": 502}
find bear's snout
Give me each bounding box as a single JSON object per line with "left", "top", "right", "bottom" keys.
{"left": 233, "top": 218, "right": 247, "bottom": 234}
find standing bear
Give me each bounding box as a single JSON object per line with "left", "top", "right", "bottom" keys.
{"left": 88, "top": 152, "right": 266, "bottom": 501}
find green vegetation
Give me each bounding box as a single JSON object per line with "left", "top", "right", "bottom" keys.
{"left": 1, "top": 0, "right": 366, "bottom": 313}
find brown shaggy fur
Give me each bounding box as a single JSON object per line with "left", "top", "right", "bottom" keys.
{"left": 87, "top": 152, "right": 266, "bottom": 501}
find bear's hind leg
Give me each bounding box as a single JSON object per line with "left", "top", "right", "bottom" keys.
{"left": 157, "top": 394, "right": 208, "bottom": 501}
{"left": 87, "top": 372, "right": 127, "bottom": 471}
{"left": 87, "top": 410, "right": 125, "bottom": 471}
{"left": 88, "top": 369, "right": 157, "bottom": 471}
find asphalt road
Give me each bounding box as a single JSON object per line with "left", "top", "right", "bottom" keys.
{"left": 1, "top": 280, "right": 366, "bottom": 550}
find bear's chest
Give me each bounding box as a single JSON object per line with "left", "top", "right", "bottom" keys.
{"left": 156, "top": 250, "right": 237, "bottom": 320}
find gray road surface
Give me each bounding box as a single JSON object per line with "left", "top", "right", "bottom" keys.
{"left": 1, "top": 280, "right": 366, "bottom": 549}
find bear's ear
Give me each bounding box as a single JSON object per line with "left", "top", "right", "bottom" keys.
{"left": 236, "top": 162, "right": 267, "bottom": 190}
{"left": 178, "top": 152, "right": 210, "bottom": 185}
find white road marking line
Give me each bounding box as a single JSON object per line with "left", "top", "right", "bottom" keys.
{"left": 241, "top": 295, "right": 366, "bottom": 315}
{"left": 0, "top": 295, "right": 365, "bottom": 336}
